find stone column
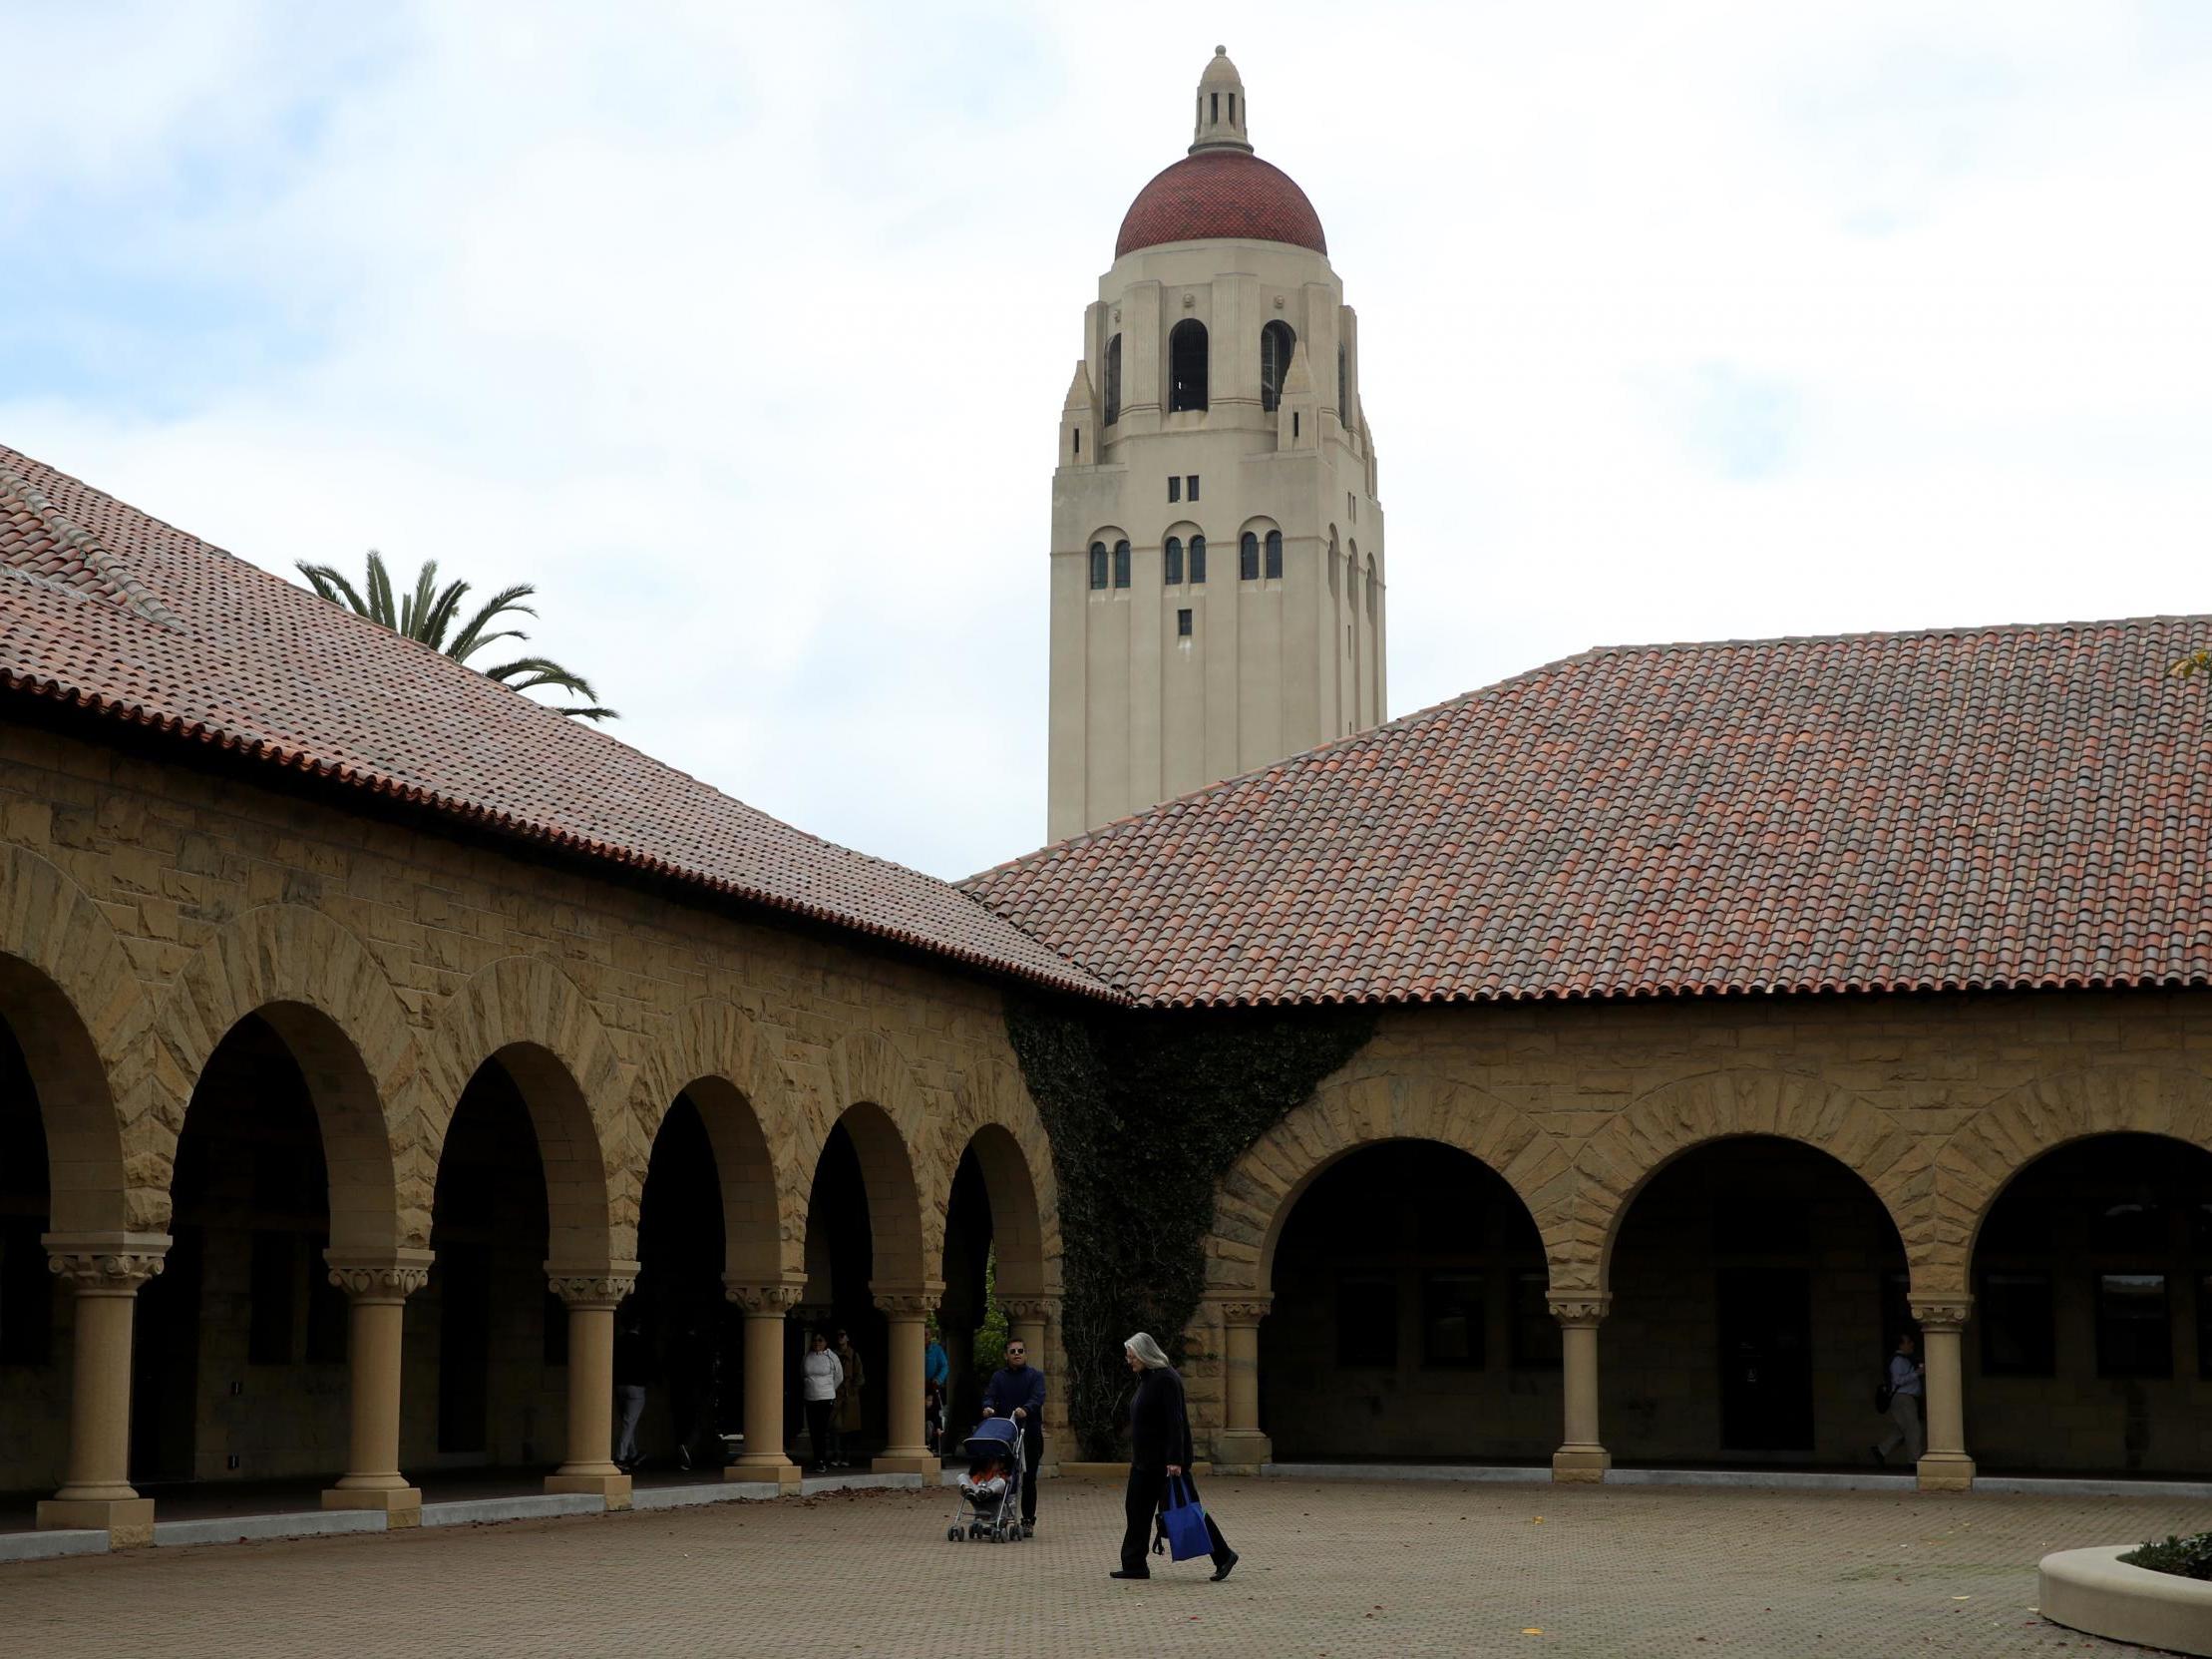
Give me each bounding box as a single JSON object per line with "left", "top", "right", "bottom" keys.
{"left": 724, "top": 1279, "right": 805, "bottom": 1490}
{"left": 321, "top": 1248, "right": 434, "bottom": 1523}
{"left": 871, "top": 1287, "right": 939, "bottom": 1476}
{"left": 1211, "top": 1297, "right": 1274, "bottom": 1471}
{"left": 1551, "top": 1295, "right": 1612, "bottom": 1483}
{"left": 544, "top": 1265, "right": 637, "bottom": 1507}
{"left": 1913, "top": 1296, "right": 1976, "bottom": 1492}
{"left": 1001, "top": 1295, "right": 1060, "bottom": 1474}
{"left": 38, "top": 1235, "right": 170, "bottom": 1547}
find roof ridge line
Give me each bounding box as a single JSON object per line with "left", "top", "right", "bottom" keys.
{"left": 0, "top": 465, "right": 184, "bottom": 630}
{"left": 1585, "top": 612, "right": 2212, "bottom": 657}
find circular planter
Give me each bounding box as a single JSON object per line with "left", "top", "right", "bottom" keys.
{"left": 2038, "top": 1545, "right": 2212, "bottom": 1656}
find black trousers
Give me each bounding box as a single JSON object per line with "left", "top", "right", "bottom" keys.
{"left": 1019, "top": 1428, "right": 1042, "bottom": 1522}
{"left": 804, "top": 1399, "right": 834, "bottom": 1466}
{"left": 1121, "top": 1464, "right": 1231, "bottom": 1573}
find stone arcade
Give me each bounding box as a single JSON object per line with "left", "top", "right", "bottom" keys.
{"left": 2, "top": 48, "right": 2210, "bottom": 1556}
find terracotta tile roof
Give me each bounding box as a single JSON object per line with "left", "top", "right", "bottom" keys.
{"left": 0, "top": 444, "right": 1113, "bottom": 1001}
{"left": 1116, "top": 151, "right": 1327, "bottom": 258}
{"left": 963, "top": 621, "right": 2212, "bottom": 1008}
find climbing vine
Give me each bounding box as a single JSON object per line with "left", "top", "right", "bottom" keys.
{"left": 1004, "top": 997, "right": 1375, "bottom": 1456}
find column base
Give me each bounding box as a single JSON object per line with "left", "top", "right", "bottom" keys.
{"left": 1915, "top": 1452, "right": 1976, "bottom": 1492}
{"left": 871, "top": 1453, "right": 940, "bottom": 1476}
{"left": 729, "top": 1457, "right": 804, "bottom": 1491}
{"left": 39, "top": 1496, "right": 154, "bottom": 1548}
{"left": 545, "top": 1470, "right": 632, "bottom": 1509}
{"left": 322, "top": 1484, "right": 423, "bottom": 1526}
{"left": 1213, "top": 1430, "right": 1274, "bottom": 1471}
{"left": 1552, "top": 1445, "right": 1612, "bottom": 1482}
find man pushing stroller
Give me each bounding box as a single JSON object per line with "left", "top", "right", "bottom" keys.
{"left": 978, "top": 1337, "right": 1046, "bottom": 1533}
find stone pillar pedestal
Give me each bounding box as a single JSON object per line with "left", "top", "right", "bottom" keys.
{"left": 1000, "top": 1295, "right": 1060, "bottom": 1473}
{"left": 1914, "top": 1296, "right": 1976, "bottom": 1492}
{"left": 1551, "top": 1296, "right": 1612, "bottom": 1482}
{"left": 725, "top": 1279, "right": 805, "bottom": 1490}
{"left": 1211, "top": 1297, "right": 1274, "bottom": 1471}
{"left": 321, "top": 1248, "right": 434, "bottom": 1524}
{"left": 38, "top": 1235, "right": 169, "bottom": 1547}
{"left": 872, "top": 1286, "right": 940, "bottom": 1476}
{"left": 544, "top": 1265, "right": 637, "bottom": 1508}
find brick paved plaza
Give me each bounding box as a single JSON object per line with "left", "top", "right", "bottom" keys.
{"left": 1, "top": 1478, "right": 2196, "bottom": 1657}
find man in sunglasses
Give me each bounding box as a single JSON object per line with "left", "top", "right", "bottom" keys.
{"left": 979, "top": 1336, "right": 1047, "bottom": 1534}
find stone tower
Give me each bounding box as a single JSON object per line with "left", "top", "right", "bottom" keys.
{"left": 1046, "top": 46, "right": 1386, "bottom": 842}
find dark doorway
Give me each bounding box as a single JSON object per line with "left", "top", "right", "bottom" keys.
{"left": 1716, "top": 1267, "right": 1813, "bottom": 1452}
{"left": 636, "top": 1095, "right": 733, "bottom": 1466}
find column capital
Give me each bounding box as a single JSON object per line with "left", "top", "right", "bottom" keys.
{"left": 723, "top": 1279, "right": 808, "bottom": 1316}
{"left": 1000, "top": 1296, "right": 1058, "bottom": 1323}
{"left": 1211, "top": 1295, "right": 1274, "bottom": 1327}
{"left": 43, "top": 1232, "right": 170, "bottom": 1293}
{"left": 546, "top": 1262, "right": 639, "bottom": 1310}
{"left": 1549, "top": 1294, "right": 1612, "bottom": 1328}
{"left": 1910, "top": 1295, "right": 1973, "bottom": 1331}
{"left": 872, "top": 1286, "right": 941, "bottom": 1319}
{"left": 325, "top": 1247, "right": 435, "bottom": 1304}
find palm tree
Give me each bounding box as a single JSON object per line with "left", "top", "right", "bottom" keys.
{"left": 294, "top": 550, "right": 617, "bottom": 721}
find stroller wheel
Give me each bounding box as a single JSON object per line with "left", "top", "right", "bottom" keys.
{"left": 946, "top": 1526, "right": 962, "bottom": 1542}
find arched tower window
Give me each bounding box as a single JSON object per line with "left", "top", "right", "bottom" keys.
{"left": 1261, "top": 321, "right": 1297, "bottom": 413}
{"left": 1239, "top": 531, "right": 1260, "bottom": 582}
{"left": 1169, "top": 320, "right": 1209, "bottom": 413}
{"left": 1264, "top": 529, "right": 1284, "bottom": 580}
{"left": 1088, "top": 542, "right": 1108, "bottom": 590}
{"left": 1189, "top": 534, "right": 1207, "bottom": 584}
{"left": 1164, "top": 536, "right": 1184, "bottom": 586}
{"left": 1103, "top": 335, "right": 1122, "bottom": 427}
{"left": 1112, "top": 540, "right": 1131, "bottom": 589}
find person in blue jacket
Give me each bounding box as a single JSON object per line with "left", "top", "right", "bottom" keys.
{"left": 923, "top": 1323, "right": 950, "bottom": 1452}
{"left": 979, "top": 1335, "right": 1046, "bottom": 1532}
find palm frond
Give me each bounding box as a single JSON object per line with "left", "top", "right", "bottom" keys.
{"left": 484, "top": 655, "right": 599, "bottom": 697}
{"left": 294, "top": 561, "right": 370, "bottom": 615}
{"left": 552, "top": 704, "right": 620, "bottom": 723}
{"left": 449, "top": 584, "right": 541, "bottom": 664}
{"left": 364, "top": 550, "right": 398, "bottom": 629}
{"left": 418, "top": 578, "right": 474, "bottom": 652}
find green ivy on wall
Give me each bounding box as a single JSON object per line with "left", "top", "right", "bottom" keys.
{"left": 1004, "top": 996, "right": 1376, "bottom": 1457}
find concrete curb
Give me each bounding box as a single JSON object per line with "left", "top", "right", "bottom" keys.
{"left": 154, "top": 1509, "right": 390, "bottom": 1548}
{"left": 0, "top": 1528, "right": 110, "bottom": 1562}
{"left": 1265, "top": 1462, "right": 1552, "bottom": 1485}
{"left": 421, "top": 1492, "right": 604, "bottom": 1527}
{"left": 1985, "top": 1475, "right": 2212, "bottom": 1501}
{"left": 1609, "top": 1468, "right": 1916, "bottom": 1493}
{"left": 2039, "top": 1544, "right": 2212, "bottom": 1657}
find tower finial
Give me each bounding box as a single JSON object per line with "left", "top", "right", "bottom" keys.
{"left": 1190, "top": 46, "right": 1253, "bottom": 156}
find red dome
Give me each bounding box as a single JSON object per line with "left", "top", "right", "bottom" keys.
{"left": 1115, "top": 151, "right": 1327, "bottom": 258}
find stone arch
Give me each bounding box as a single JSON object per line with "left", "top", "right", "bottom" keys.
{"left": 1211, "top": 1069, "right": 1573, "bottom": 1296}
{"left": 1573, "top": 1068, "right": 1928, "bottom": 1296}
{"left": 0, "top": 844, "right": 148, "bottom": 1234}
{"left": 1933, "top": 1062, "right": 2212, "bottom": 1296}
{"left": 797, "top": 1030, "right": 932, "bottom": 1291}
{"left": 422, "top": 956, "right": 626, "bottom": 1270}
{"left": 938, "top": 1058, "right": 1061, "bottom": 1299}
{"left": 630, "top": 998, "right": 799, "bottom": 1283}
{"left": 153, "top": 904, "right": 422, "bottom": 1251}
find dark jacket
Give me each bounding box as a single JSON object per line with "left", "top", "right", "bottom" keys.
{"left": 982, "top": 1363, "right": 1046, "bottom": 1428}
{"left": 1129, "top": 1365, "right": 1195, "bottom": 1469}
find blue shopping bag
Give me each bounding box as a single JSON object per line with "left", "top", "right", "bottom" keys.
{"left": 1160, "top": 1475, "right": 1211, "bottom": 1562}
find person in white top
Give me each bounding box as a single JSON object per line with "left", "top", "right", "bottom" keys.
{"left": 1872, "top": 1333, "right": 1925, "bottom": 1467}
{"left": 802, "top": 1329, "right": 845, "bottom": 1473}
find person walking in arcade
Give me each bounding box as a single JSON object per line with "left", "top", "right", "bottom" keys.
{"left": 1111, "top": 1332, "right": 1238, "bottom": 1582}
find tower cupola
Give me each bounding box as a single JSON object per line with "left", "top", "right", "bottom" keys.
{"left": 1191, "top": 46, "right": 1253, "bottom": 155}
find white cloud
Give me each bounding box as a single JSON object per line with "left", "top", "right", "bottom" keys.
{"left": 5, "top": 1, "right": 2209, "bottom": 877}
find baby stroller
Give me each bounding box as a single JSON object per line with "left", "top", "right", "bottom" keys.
{"left": 945, "top": 1415, "right": 1029, "bottom": 1544}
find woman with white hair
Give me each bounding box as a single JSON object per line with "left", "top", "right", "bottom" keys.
{"left": 1110, "top": 1333, "right": 1239, "bottom": 1581}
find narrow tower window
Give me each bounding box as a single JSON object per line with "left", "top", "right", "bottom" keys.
{"left": 1187, "top": 475, "right": 1199, "bottom": 501}
{"left": 1229, "top": 93, "right": 1237, "bottom": 125}
{"left": 1178, "top": 608, "right": 1193, "bottom": 637}
{"left": 1103, "top": 335, "right": 1122, "bottom": 426}
{"left": 1265, "top": 529, "right": 1284, "bottom": 580}
{"left": 1337, "top": 341, "right": 1348, "bottom": 418}
{"left": 1164, "top": 536, "right": 1184, "bottom": 585}
{"left": 1240, "top": 532, "right": 1260, "bottom": 582}
{"left": 1071, "top": 428, "right": 1080, "bottom": 458}
{"left": 1169, "top": 320, "right": 1209, "bottom": 413}
{"left": 1168, "top": 476, "right": 1181, "bottom": 504}
{"left": 1261, "top": 320, "right": 1296, "bottom": 412}
{"left": 1088, "top": 542, "right": 1108, "bottom": 590}
{"left": 1189, "top": 535, "right": 1207, "bottom": 584}
{"left": 1112, "top": 540, "right": 1131, "bottom": 589}
{"left": 1211, "top": 91, "right": 1220, "bottom": 124}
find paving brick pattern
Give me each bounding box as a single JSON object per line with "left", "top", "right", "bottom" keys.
{"left": 1, "top": 1480, "right": 2192, "bottom": 1657}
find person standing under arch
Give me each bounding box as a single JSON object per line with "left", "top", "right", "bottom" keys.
{"left": 1111, "top": 1333, "right": 1238, "bottom": 1582}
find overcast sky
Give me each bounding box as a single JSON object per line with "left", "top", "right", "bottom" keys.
{"left": 5, "top": 3, "right": 2209, "bottom": 880}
